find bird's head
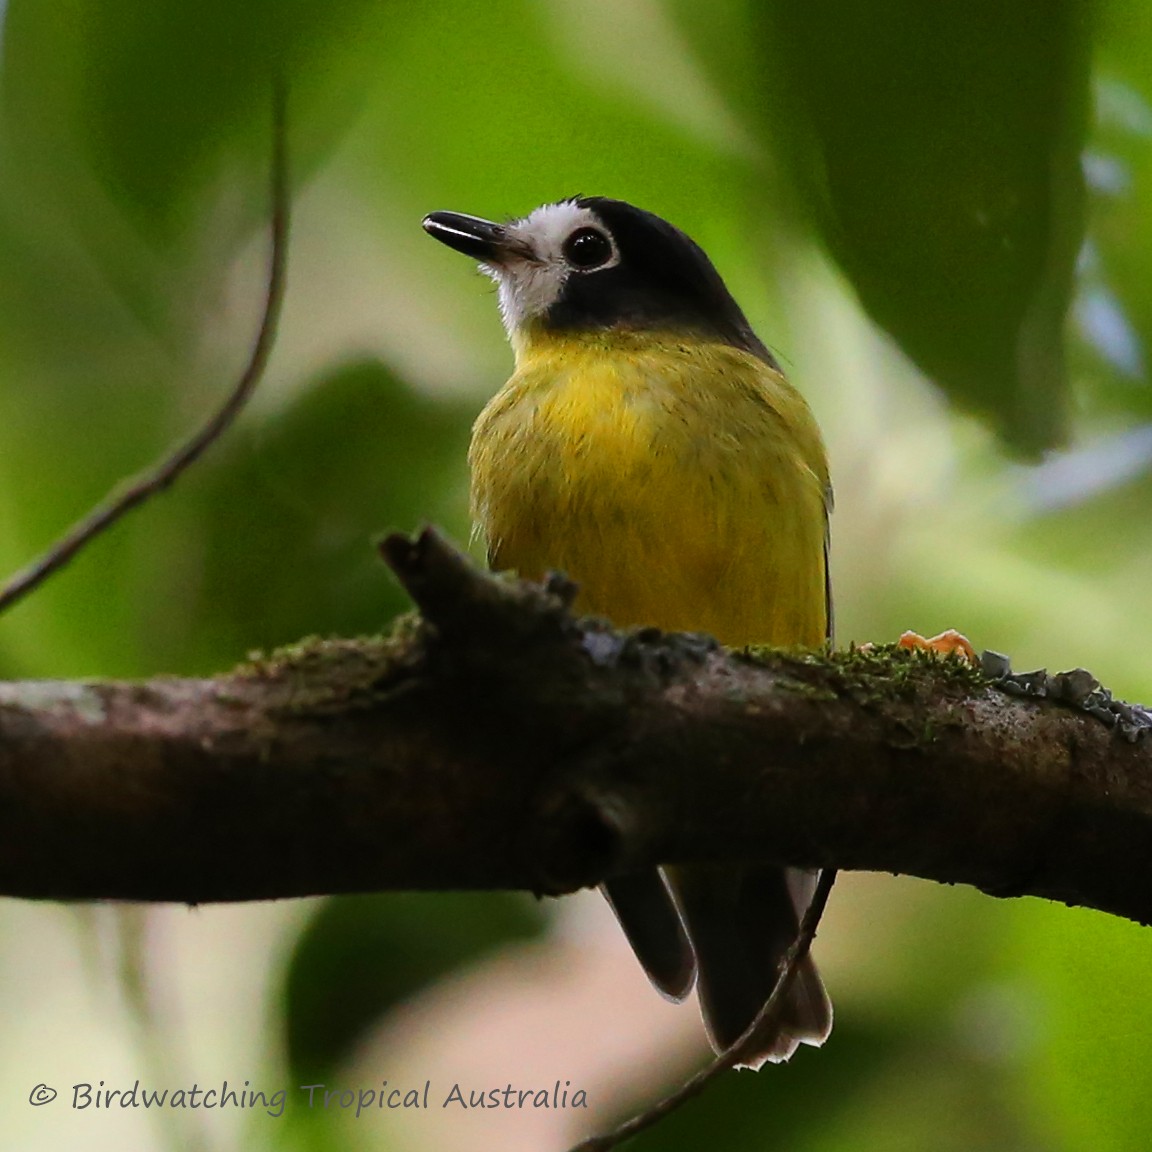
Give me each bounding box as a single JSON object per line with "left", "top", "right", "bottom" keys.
{"left": 423, "top": 197, "right": 774, "bottom": 365}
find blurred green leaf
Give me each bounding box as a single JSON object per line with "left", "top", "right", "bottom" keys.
{"left": 1078, "top": 0, "right": 1152, "bottom": 422}
{"left": 165, "top": 360, "right": 473, "bottom": 673}
{"left": 283, "top": 891, "right": 546, "bottom": 1083}
{"left": 76, "top": 0, "right": 395, "bottom": 237}
{"left": 1011, "top": 901, "right": 1152, "bottom": 1152}
{"left": 675, "top": 0, "right": 1093, "bottom": 452}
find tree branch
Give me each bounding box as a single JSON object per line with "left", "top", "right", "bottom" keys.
{"left": 0, "top": 528, "right": 1149, "bottom": 924}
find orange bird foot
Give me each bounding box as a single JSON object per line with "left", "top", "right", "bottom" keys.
{"left": 897, "top": 629, "right": 978, "bottom": 665}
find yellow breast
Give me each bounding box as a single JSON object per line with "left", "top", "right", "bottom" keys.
{"left": 469, "top": 329, "right": 830, "bottom": 648}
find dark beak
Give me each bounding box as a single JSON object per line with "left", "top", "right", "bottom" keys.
{"left": 422, "top": 211, "right": 532, "bottom": 263}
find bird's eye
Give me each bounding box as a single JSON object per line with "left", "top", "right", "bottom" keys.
{"left": 562, "top": 227, "right": 613, "bottom": 270}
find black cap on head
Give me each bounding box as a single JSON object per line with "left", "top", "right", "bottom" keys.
{"left": 546, "top": 198, "right": 778, "bottom": 368}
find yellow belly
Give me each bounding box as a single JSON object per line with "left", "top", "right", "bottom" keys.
{"left": 469, "top": 331, "right": 830, "bottom": 648}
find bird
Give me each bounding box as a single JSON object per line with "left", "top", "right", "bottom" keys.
{"left": 422, "top": 196, "right": 833, "bottom": 1065}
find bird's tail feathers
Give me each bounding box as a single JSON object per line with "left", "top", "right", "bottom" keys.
{"left": 666, "top": 862, "right": 832, "bottom": 1067}
{"left": 601, "top": 870, "right": 697, "bottom": 1001}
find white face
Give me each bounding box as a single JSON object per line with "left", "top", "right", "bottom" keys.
{"left": 480, "top": 200, "right": 621, "bottom": 336}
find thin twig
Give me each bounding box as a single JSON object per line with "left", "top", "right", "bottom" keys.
{"left": 0, "top": 79, "right": 291, "bottom": 617}
{"left": 568, "top": 869, "right": 839, "bottom": 1152}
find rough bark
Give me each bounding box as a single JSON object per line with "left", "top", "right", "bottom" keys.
{"left": 0, "top": 529, "right": 1148, "bottom": 926}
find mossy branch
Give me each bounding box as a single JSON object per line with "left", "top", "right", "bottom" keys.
{"left": 0, "top": 527, "right": 1149, "bottom": 925}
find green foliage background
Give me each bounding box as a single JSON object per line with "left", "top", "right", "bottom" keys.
{"left": 1, "top": 1, "right": 1151, "bottom": 1149}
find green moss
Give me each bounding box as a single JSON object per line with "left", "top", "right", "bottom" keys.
{"left": 732, "top": 640, "right": 987, "bottom": 714}
{"left": 832, "top": 643, "right": 986, "bottom": 692}
{"left": 772, "top": 675, "right": 840, "bottom": 703}
{"left": 233, "top": 614, "right": 430, "bottom": 715}
{"left": 731, "top": 642, "right": 822, "bottom": 667}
